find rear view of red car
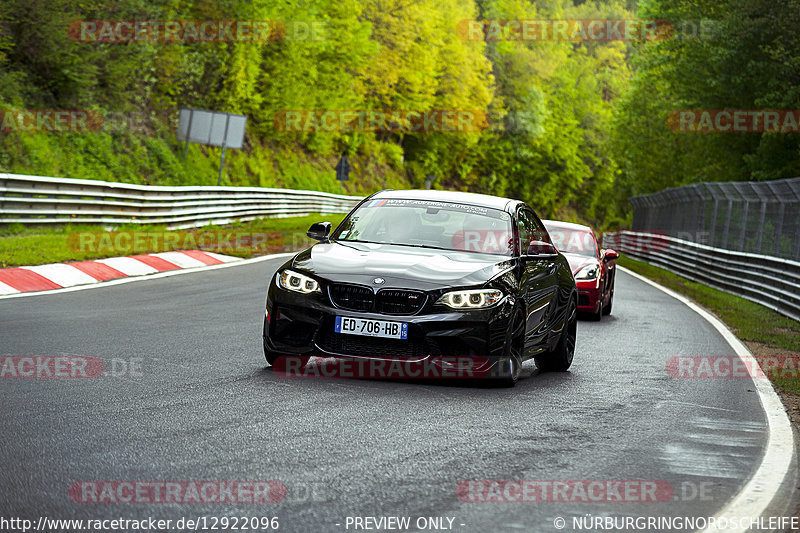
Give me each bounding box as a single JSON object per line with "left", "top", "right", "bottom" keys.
{"left": 543, "top": 220, "right": 618, "bottom": 321}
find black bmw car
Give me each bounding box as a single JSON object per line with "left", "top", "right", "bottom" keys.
{"left": 263, "top": 190, "right": 577, "bottom": 386}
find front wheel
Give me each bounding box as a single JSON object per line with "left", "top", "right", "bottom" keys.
{"left": 535, "top": 298, "right": 577, "bottom": 372}
{"left": 589, "top": 300, "right": 602, "bottom": 321}
{"left": 602, "top": 291, "right": 613, "bottom": 316}
{"left": 493, "top": 311, "right": 525, "bottom": 387}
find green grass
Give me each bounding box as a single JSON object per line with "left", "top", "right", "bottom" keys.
{"left": 0, "top": 213, "right": 348, "bottom": 267}
{"left": 619, "top": 255, "right": 800, "bottom": 395}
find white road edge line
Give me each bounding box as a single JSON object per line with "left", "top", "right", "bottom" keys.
{"left": 618, "top": 265, "right": 795, "bottom": 532}
{"left": 0, "top": 253, "right": 295, "bottom": 300}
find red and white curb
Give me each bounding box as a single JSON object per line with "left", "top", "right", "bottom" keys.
{"left": 0, "top": 250, "right": 241, "bottom": 295}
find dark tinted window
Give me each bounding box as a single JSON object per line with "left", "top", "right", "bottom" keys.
{"left": 333, "top": 198, "right": 514, "bottom": 255}
{"left": 518, "top": 208, "right": 551, "bottom": 252}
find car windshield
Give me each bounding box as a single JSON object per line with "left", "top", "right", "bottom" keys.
{"left": 547, "top": 227, "right": 598, "bottom": 258}
{"left": 332, "top": 198, "right": 514, "bottom": 256}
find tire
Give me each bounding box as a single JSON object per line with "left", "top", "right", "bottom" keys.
{"left": 535, "top": 298, "right": 577, "bottom": 372}
{"left": 602, "top": 291, "right": 613, "bottom": 316}
{"left": 493, "top": 311, "right": 525, "bottom": 387}
{"left": 589, "top": 301, "right": 602, "bottom": 321}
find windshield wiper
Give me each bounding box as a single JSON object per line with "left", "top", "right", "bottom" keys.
{"left": 337, "top": 239, "right": 376, "bottom": 245}
{"left": 337, "top": 239, "right": 510, "bottom": 254}
{"left": 337, "top": 239, "right": 451, "bottom": 251}
{"left": 390, "top": 243, "right": 452, "bottom": 251}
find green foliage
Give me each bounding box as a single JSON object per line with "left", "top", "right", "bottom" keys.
{"left": 10, "top": 0, "right": 764, "bottom": 231}
{"left": 612, "top": 0, "right": 800, "bottom": 212}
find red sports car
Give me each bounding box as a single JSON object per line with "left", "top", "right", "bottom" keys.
{"left": 542, "top": 220, "right": 618, "bottom": 320}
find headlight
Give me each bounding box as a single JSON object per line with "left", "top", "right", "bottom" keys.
{"left": 437, "top": 288, "right": 504, "bottom": 309}
{"left": 277, "top": 269, "right": 320, "bottom": 294}
{"left": 574, "top": 264, "right": 599, "bottom": 280}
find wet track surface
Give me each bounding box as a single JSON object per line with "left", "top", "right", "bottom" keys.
{"left": 0, "top": 257, "right": 770, "bottom": 532}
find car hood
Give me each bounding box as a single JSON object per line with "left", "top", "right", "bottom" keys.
{"left": 292, "top": 241, "right": 514, "bottom": 289}
{"left": 563, "top": 252, "right": 599, "bottom": 275}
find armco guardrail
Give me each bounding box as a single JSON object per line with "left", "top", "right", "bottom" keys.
{"left": 0, "top": 173, "right": 362, "bottom": 229}
{"left": 603, "top": 230, "right": 800, "bottom": 322}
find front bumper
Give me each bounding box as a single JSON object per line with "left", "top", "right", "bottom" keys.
{"left": 264, "top": 283, "right": 514, "bottom": 366}
{"left": 575, "top": 279, "right": 602, "bottom": 312}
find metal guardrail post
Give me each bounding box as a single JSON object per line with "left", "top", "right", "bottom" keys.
{"left": 694, "top": 184, "right": 707, "bottom": 242}
{"left": 670, "top": 189, "right": 681, "bottom": 236}
{"left": 794, "top": 211, "right": 800, "bottom": 262}
{"left": 739, "top": 200, "right": 749, "bottom": 251}
{"left": 766, "top": 181, "right": 786, "bottom": 257}
{"left": 735, "top": 181, "right": 750, "bottom": 252}
{"left": 776, "top": 201, "right": 786, "bottom": 257}
{"left": 753, "top": 184, "right": 768, "bottom": 254}
{"left": 787, "top": 179, "right": 800, "bottom": 261}
{"left": 721, "top": 198, "right": 733, "bottom": 249}
{"left": 709, "top": 195, "right": 719, "bottom": 247}
{"left": 705, "top": 182, "right": 720, "bottom": 248}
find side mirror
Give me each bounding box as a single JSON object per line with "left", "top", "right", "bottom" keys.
{"left": 602, "top": 249, "right": 619, "bottom": 261}
{"left": 307, "top": 222, "right": 332, "bottom": 242}
{"left": 526, "top": 240, "right": 557, "bottom": 256}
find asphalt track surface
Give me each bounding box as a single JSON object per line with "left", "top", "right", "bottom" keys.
{"left": 0, "top": 256, "right": 783, "bottom": 532}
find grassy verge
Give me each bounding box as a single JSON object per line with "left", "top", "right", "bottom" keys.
{"left": 0, "top": 213, "right": 348, "bottom": 267}
{"left": 618, "top": 255, "right": 800, "bottom": 422}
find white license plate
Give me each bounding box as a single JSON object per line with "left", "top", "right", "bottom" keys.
{"left": 335, "top": 316, "right": 408, "bottom": 340}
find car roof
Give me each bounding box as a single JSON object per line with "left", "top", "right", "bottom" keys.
{"left": 371, "top": 189, "right": 520, "bottom": 212}
{"left": 542, "top": 219, "right": 594, "bottom": 232}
